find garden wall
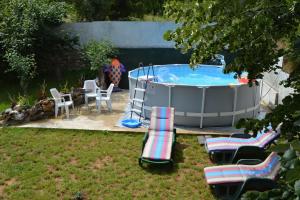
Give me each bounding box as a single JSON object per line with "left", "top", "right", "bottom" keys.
{"left": 58, "top": 21, "right": 189, "bottom": 88}
{"left": 60, "top": 21, "right": 178, "bottom": 48}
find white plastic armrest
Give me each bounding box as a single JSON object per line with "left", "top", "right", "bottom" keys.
{"left": 54, "top": 97, "right": 64, "bottom": 104}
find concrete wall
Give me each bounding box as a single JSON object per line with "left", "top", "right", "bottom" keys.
{"left": 60, "top": 21, "right": 178, "bottom": 48}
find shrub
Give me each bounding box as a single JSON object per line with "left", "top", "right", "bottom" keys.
{"left": 83, "top": 40, "right": 117, "bottom": 88}
{"left": 0, "top": 0, "right": 72, "bottom": 94}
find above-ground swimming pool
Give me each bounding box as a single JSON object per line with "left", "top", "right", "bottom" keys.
{"left": 129, "top": 64, "right": 260, "bottom": 128}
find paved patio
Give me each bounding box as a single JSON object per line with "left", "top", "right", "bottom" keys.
{"left": 18, "top": 90, "right": 242, "bottom": 135}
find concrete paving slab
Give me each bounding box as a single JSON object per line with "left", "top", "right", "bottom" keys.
{"left": 18, "top": 90, "right": 240, "bottom": 136}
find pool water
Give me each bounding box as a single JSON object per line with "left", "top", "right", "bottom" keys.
{"left": 132, "top": 64, "right": 242, "bottom": 86}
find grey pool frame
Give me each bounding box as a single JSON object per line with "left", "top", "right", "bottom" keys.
{"left": 128, "top": 65, "right": 261, "bottom": 128}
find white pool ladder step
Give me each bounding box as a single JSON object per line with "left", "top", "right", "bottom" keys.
{"left": 131, "top": 108, "right": 142, "bottom": 114}
{"left": 132, "top": 98, "right": 144, "bottom": 103}
{"left": 130, "top": 63, "right": 155, "bottom": 122}
{"left": 134, "top": 88, "right": 145, "bottom": 92}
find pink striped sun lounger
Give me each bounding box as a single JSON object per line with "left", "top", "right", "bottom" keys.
{"left": 203, "top": 152, "right": 281, "bottom": 200}
{"left": 204, "top": 125, "right": 281, "bottom": 164}
{"left": 205, "top": 129, "right": 280, "bottom": 152}
{"left": 140, "top": 107, "right": 176, "bottom": 165}
{"left": 204, "top": 152, "right": 281, "bottom": 185}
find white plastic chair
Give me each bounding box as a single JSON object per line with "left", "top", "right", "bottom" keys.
{"left": 96, "top": 83, "right": 114, "bottom": 112}
{"left": 50, "top": 88, "right": 74, "bottom": 119}
{"left": 83, "top": 80, "right": 99, "bottom": 107}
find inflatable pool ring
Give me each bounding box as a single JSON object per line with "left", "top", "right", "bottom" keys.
{"left": 238, "top": 77, "right": 249, "bottom": 84}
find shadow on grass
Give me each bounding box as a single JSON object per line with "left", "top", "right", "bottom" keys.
{"left": 141, "top": 141, "right": 189, "bottom": 175}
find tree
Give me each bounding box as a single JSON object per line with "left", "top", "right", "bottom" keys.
{"left": 60, "top": 0, "right": 166, "bottom": 21}
{"left": 164, "top": 0, "right": 300, "bottom": 139}
{"left": 61, "top": 0, "right": 115, "bottom": 21}
{"left": 0, "top": 0, "right": 69, "bottom": 94}
{"left": 83, "top": 40, "right": 117, "bottom": 88}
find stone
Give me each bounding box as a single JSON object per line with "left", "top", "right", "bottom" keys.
{"left": 14, "top": 113, "right": 25, "bottom": 121}
{"left": 5, "top": 108, "right": 12, "bottom": 114}
{"left": 41, "top": 99, "right": 54, "bottom": 112}
{"left": 10, "top": 110, "right": 18, "bottom": 115}
{"left": 13, "top": 105, "right": 22, "bottom": 112}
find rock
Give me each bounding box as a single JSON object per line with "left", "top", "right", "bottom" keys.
{"left": 13, "top": 104, "right": 22, "bottom": 112}
{"left": 41, "top": 99, "right": 54, "bottom": 112}
{"left": 13, "top": 113, "right": 24, "bottom": 121}
{"left": 72, "top": 88, "right": 85, "bottom": 106}
{"left": 10, "top": 110, "right": 18, "bottom": 115}
{"left": 5, "top": 108, "right": 12, "bottom": 114}
{"left": 28, "top": 99, "right": 54, "bottom": 121}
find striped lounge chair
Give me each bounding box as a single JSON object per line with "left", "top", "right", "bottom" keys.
{"left": 204, "top": 152, "right": 281, "bottom": 200}
{"left": 205, "top": 125, "right": 281, "bottom": 164}
{"left": 139, "top": 107, "right": 176, "bottom": 166}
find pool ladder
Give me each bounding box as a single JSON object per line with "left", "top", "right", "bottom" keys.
{"left": 130, "top": 63, "right": 156, "bottom": 122}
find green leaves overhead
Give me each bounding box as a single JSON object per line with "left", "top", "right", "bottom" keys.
{"left": 165, "top": 0, "right": 300, "bottom": 140}
{"left": 164, "top": 0, "right": 300, "bottom": 80}
{"left": 283, "top": 145, "right": 297, "bottom": 161}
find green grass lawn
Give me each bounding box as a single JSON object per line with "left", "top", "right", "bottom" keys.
{"left": 0, "top": 128, "right": 214, "bottom": 200}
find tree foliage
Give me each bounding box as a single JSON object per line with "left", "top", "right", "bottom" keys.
{"left": 83, "top": 40, "right": 117, "bottom": 71}
{"left": 164, "top": 0, "right": 300, "bottom": 139}
{"left": 61, "top": 0, "right": 165, "bottom": 21}
{"left": 83, "top": 40, "right": 117, "bottom": 87}
{"left": 242, "top": 146, "right": 300, "bottom": 200}
{"left": 0, "top": 0, "right": 76, "bottom": 93}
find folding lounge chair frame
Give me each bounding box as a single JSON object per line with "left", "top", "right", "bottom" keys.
{"left": 206, "top": 130, "right": 280, "bottom": 164}
{"left": 210, "top": 176, "right": 277, "bottom": 200}
{"left": 139, "top": 128, "right": 176, "bottom": 166}
{"left": 205, "top": 153, "right": 280, "bottom": 200}
{"left": 139, "top": 107, "right": 176, "bottom": 166}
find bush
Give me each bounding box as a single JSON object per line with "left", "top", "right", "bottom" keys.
{"left": 83, "top": 40, "right": 117, "bottom": 88}
{"left": 0, "top": 0, "right": 73, "bottom": 94}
